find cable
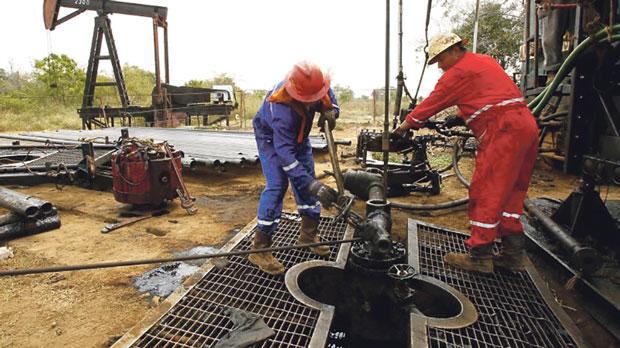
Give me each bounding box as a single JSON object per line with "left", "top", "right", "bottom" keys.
{"left": 413, "top": 0, "right": 433, "bottom": 102}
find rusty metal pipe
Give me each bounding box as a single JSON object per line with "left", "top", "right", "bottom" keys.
{"left": 0, "top": 214, "right": 61, "bottom": 241}
{"left": 0, "top": 187, "right": 53, "bottom": 218}
{"left": 0, "top": 237, "right": 361, "bottom": 277}
{"left": 524, "top": 200, "right": 602, "bottom": 274}
{"left": 0, "top": 212, "right": 22, "bottom": 226}
{"left": 364, "top": 200, "right": 392, "bottom": 254}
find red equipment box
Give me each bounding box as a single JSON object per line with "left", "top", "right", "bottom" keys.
{"left": 111, "top": 146, "right": 184, "bottom": 206}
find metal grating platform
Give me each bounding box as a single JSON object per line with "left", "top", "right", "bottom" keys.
{"left": 117, "top": 214, "right": 348, "bottom": 348}
{"left": 410, "top": 220, "right": 583, "bottom": 348}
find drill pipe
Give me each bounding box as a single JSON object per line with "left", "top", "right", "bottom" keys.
{"left": 524, "top": 200, "right": 602, "bottom": 274}
{"left": 0, "top": 187, "right": 54, "bottom": 218}
{"left": 343, "top": 170, "right": 386, "bottom": 201}
{"left": 0, "top": 212, "right": 22, "bottom": 226}
{"left": 0, "top": 213, "right": 61, "bottom": 241}
{"left": 343, "top": 170, "right": 392, "bottom": 254}
{"left": 0, "top": 237, "right": 362, "bottom": 276}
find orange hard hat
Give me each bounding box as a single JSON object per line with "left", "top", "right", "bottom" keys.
{"left": 284, "top": 62, "right": 331, "bottom": 103}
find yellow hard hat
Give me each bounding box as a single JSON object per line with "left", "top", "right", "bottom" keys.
{"left": 427, "top": 33, "right": 463, "bottom": 65}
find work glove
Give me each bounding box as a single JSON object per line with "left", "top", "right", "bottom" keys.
{"left": 318, "top": 109, "right": 337, "bottom": 132}
{"left": 441, "top": 115, "right": 465, "bottom": 129}
{"left": 308, "top": 180, "right": 339, "bottom": 208}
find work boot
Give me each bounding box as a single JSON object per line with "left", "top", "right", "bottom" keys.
{"left": 494, "top": 234, "right": 527, "bottom": 272}
{"left": 247, "top": 230, "right": 285, "bottom": 275}
{"left": 297, "top": 216, "right": 331, "bottom": 256}
{"left": 443, "top": 244, "right": 494, "bottom": 274}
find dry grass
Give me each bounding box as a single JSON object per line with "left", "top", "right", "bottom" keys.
{"left": 0, "top": 105, "right": 81, "bottom": 132}
{"left": 0, "top": 95, "right": 385, "bottom": 132}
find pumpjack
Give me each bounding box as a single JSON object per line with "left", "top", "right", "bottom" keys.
{"left": 43, "top": 0, "right": 236, "bottom": 129}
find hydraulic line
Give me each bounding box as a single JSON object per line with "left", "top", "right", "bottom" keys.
{"left": 452, "top": 139, "right": 471, "bottom": 188}
{"left": 391, "top": 197, "right": 468, "bottom": 211}
{"left": 0, "top": 237, "right": 362, "bottom": 277}
{"left": 539, "top": 110, "right": 568, "bottom": 123}
{"left": 529, "top": 25, "right": 620, "bottom": 115}
{"left": 529, "top": 27, "right": 620, "bottom": 111}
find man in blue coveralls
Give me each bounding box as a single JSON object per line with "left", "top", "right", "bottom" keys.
{"left": 250, "top": 62, "right": 340, "bottom": 275}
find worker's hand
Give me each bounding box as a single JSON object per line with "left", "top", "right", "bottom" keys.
{"left": 318, "top": 109, "right": 337, "bottom": 132}
{"left": 392, "top": 124, "right": 409, "bottom": 137}
{"left": 308, "top": 180, "right": 339, "bottom": 208}
{"left": 441, "top": 115, "right": 466, "bottom": 129}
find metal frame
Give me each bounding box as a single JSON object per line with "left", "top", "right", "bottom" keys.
{"left": 46, "top": 0, "right": 235, "bottom": 130}
{"left": 355, "top": 129, "right": 443, "bottom": 196}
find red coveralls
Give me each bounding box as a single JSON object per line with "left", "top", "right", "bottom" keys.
{"left": 405, "top": 52, "right": 539, "bottom": 248}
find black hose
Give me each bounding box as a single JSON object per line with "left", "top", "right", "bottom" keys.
{"left": 453, "top": 139, "right": 471, "bottom": 188}
{"left": 539, "top": 111, "right": 568, "bottom": 123}
{"left": 391, "top": 197, "right": 468, "bottom": 211}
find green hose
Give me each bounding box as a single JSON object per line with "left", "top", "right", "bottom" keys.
{"left": 528, "top": 24, "right": 620, "bottom": 115}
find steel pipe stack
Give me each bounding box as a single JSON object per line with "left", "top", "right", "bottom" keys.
{"left": 0, "top": 187, "right": 61, "bottom": 240}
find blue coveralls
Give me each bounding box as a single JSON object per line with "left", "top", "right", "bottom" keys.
{"left": 252, "top": 81, "right": 339, "bottom": 235}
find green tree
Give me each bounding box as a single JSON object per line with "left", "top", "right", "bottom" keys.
{"left": 453, "top": 1, "right": 523, "bottom": 70}
{"left": 123, "top": 65, "right": 155, "bottom": 106}
{"left": 0, "top": 68, "right": 7, "bottom": 93}
{"left": 333, "top": 85, "right": 354, "bottom": 104}
{"left": 33, "top": 54, "right": 85, "bottom": 103}
{"left": 184, "top": 73, "right": 237, "bottom": 89}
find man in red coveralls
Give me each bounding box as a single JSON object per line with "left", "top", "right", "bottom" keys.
{"left": 394, "top": 33, "right": 539, "bottom": 273}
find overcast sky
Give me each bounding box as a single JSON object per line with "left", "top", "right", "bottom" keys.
{"left": 0, "top": 1, "right": 469, "bottom": 97}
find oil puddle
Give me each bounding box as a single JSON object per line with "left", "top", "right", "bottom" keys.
{"left": 175, "top": 246, "right": 219, "bottom": 266}
{"left": 133, "top": 246, "right": 219, "bottom": 297}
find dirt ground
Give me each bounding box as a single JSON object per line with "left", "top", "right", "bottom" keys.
{"left": 0, "top": 122, "right": 619, "bottom": 347}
